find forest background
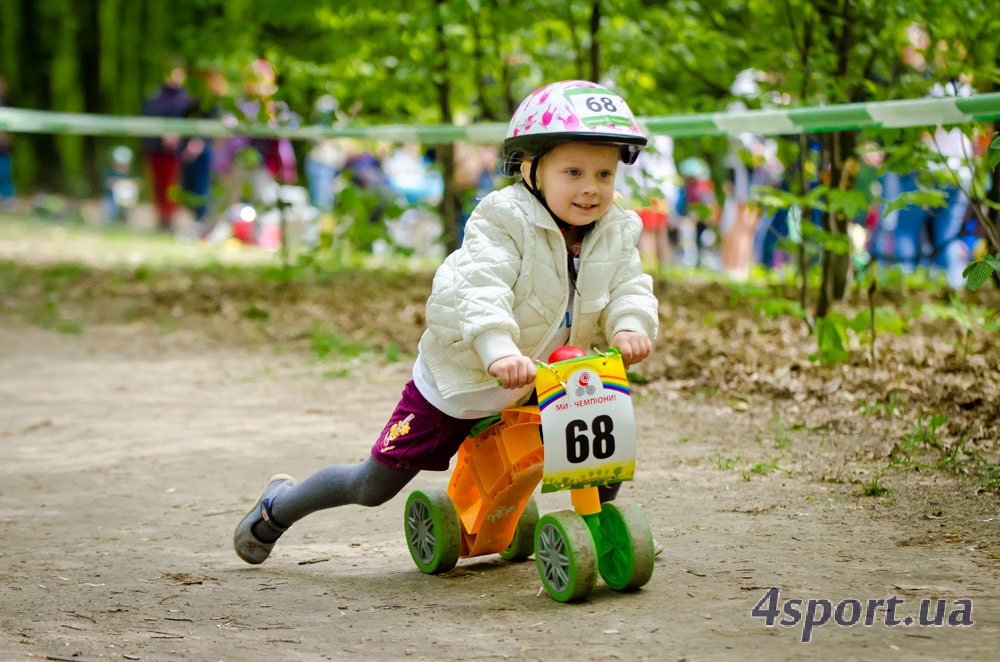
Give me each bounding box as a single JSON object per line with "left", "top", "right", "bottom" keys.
{"left": 1, "top": 0, "right": 998, "bottom": 196}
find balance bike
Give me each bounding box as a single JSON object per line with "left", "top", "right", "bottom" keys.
{"left": 403, "top": 347, "right": 655, "bottom": 602}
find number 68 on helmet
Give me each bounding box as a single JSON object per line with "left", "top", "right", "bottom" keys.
{"left": 501, "top": 79, "right": 648, "bottom": 177}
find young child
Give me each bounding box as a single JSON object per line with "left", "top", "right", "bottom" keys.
{"left": 234, "top": 80, "right": 660, "bottom": 565}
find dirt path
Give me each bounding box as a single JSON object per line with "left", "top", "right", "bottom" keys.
{"left": 1, "top": 320, "right": 997, "bottom": 661}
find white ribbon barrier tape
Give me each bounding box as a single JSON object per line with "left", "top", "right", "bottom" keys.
{"left": 1, "top": 93, "right": 998, "bottom": 143}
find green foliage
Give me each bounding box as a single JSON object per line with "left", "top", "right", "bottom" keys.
{"left": 881, "top": 188, "right": 949, "bottom": 217}
{"left": 962, "top": 252, "right": 1000, "bottom": 292}
{"left": 754, "top": 297, "right": 806, "bottom": 320}
{"left": 808, "top": 301, "right": 911, "bottom": 365}
{"left": 921, "top": 296, "right": 1000, "bottom": 354}
{"left": 727, "top": 282, "right": 773, "bottom": 308}
{"left": 331, "top": 184, "right": 402, "bottom": 251}
{"left": 755, "top": 186, "right": 871, "bottom": 229}
{"left": 5, "top": 0, "right": 1000, "bottom": 196}
{"left": 799, "top": 221, "right": 851, "bottom": 256}
{"left": 986, "top": 133, "right": 1000, "bottom": 173}
{"left": 848, "top": 305, "right": 909, "bottom": 343}
{"left": 810, "top": 314, "right": 850, "bottom": 365}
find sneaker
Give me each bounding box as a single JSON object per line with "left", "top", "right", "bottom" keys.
{"left": 233, "top": 474, "right": 296, "bottom": 564}
{"left": 653, "top": 539, "right": 664, "bottom": 557}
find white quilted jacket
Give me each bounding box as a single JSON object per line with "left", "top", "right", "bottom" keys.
{"left": 419, "top": 183, "right": 659, "bottom": 398}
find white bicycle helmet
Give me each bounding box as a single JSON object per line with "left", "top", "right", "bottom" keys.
{"left": 502, "top": 80, "right": 647, "bottom": 177}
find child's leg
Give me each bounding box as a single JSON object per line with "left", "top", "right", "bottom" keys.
{"left": 235, "top": 380, "right": 476, "bottom": 564}
{"left": 268, "top": 457, "right": 419, "bottom": 527}
{"left": 234, "top": 459, "right": 419, "bottom": 565}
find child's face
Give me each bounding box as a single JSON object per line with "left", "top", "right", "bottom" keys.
{"left": 523, "top": 142, "right": 619, "bottom": 226}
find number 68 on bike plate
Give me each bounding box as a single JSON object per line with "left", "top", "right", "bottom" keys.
{"left": 535, "top": 349, "right": 637, "bottom": 493}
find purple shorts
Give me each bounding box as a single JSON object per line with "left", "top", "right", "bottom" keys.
{"left": 371, "top": 380, "right": 478, "bottom": 471}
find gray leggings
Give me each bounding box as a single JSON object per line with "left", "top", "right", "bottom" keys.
{"left": 269, "top": 457, "right": 419, "bottom": 527}
{"left": 267, "top": 456, "right": 621, "bottom": 530}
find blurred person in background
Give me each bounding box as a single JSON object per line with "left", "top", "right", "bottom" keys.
{"left": 230, "top": 59, "right": 298, "bottom": 186}
{"left": 101, "top": 145, "right": 139, "bottom": 223}
{"left": 869, "top": 22, "right": 978, "bottom": 289}
{"left": 180, "top": 67, "right": 228, "bottom": 233}
{"left": 675, "top": 156, "right": 720, "bottom": 269}
{"left": 210, "top": 59, "right": 299, "bottom": 245}
{"left": 0, "top": 76, "right": 16, "bottom": 211}
{"left": 141, "top": 63, "right": 191, "bottom": 232}
{"left": 454, "top": 141, "right": 501, "bottom": 246}
{"left": 719, "top": 125, "right": 780, "bottom": 280}
{"left": 617, "top": 134, "right": 679, "bottom": 274}
{"left": 305, "top": 95, "right": 348, "bottom": 217}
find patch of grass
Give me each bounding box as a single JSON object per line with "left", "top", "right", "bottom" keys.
{"left": 820, "top": 471, "right": 849, "bottom": 484}
{"left": 711, "top": 453, "right": 740, "bottom": 471}
{"left": 25, "top": 299, "right": 83, "bottom": 334}
{"left": 243, "top": 304, "right": 270, "bottom": 321}
{"left": 150, "top": 314, "right": 180, "bottom": 333}
{"left": 862, "top": 474, "right": 892, "bottom": 497}
{"left": 694, "top": 386, "right": 718, "bottom": 403}
{"left": 308, "top": 323, "right": 371, "bottom": 360}
{"left": 39, "top": 262, "right": 90, "bottom": 292}
{"left": 748, "top": 457, "right": 791, "bottom": 477}
{"left": 858, "top": 393, "right": 906, "bottom": 418}
{"left": 766, "top": 411, "right": 792, "bottom": 449}
{"left": 384, "top": 343, "right": 401, "bottom": 363}
{"left": 741, "top": 457, "right": 792, "bottom": 481}
{"left": 964, "top": 449, "right": 1000, "bottom": 493}
{"left": 977, "top": 462, "right": 1000, "bottom": 493}
{"left": 897, "top": 412, "right": 948, "bottom": 455}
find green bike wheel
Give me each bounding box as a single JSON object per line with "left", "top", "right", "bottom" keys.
{"left": 598, "top": 499, "right": 655, "bottom": 591}
{"left": 499, "top": 496, "right": 538, "bottom": 561}
{"left": 404, "top": 489, "right": 460, "bottom": 574}
{"left": 534, "top": 510, "right": 597, "bottom": 602}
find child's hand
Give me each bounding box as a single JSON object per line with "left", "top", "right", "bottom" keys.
{"left": 489, "top": 355, "right": 537, "bottom": 389}
{"left": 610, "top": 331, "right": 652, "bottom": 367}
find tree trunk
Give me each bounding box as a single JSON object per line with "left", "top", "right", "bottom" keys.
{"left": 814, "top": 0, "right": 857, "bottom": 318}
{"left": 433, "top": 0, "right": 460, "bottom": 255}
{"left": 470, "top": 10, "right": 496, "bottom": 122}
{"left": 796, "top": 134, "right": 813, "bottom": 330}
{"left": 815, "top": 130, "right": 855, "bottom": 319}
{"left": 51, "top": 0, "right": 86, "bottom": 193}
{"left": 589, "top": 1, "right": 601, "bottom": 82}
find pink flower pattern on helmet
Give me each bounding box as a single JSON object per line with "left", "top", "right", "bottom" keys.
{"left": 505, "top": 80, "right": 643, "bottom": 141}
{"left": 501, "top": 80, "right": 647, "bottom": 176}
